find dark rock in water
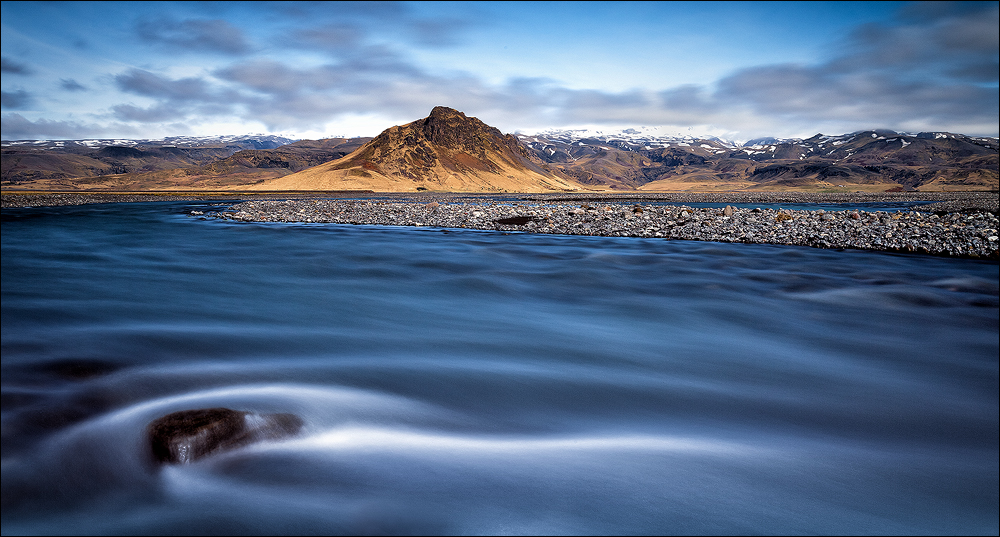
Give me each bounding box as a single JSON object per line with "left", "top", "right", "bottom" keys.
{"left": 148, "top": 408, "right": 303, "bottom": 464}
{"left": 494, "top": 216, "right": 534, "bottom": 225}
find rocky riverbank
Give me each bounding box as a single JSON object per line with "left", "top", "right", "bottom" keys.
{"left": 4, "top": 190, "right": 997, "bottom": 211}
{"left": 0, "top": 191, "right": 369, "bottom": 208}
{"left": 526, "top": 191, "right": 999, "bottom": 213}
{"left": 214, "top": 198, "right": 999, "bottom": 259}
{"left": 0, "top": 193, "right": 218, "bottom": 208}
{"left": 5, "top": 191, "right": 996, "bottom": 258}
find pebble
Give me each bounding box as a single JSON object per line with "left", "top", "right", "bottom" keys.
{"left": 214, "top": 198, "right": 999, "bottom": 259}
{"left": 5, "top": 192, "right": 996, "bottom": 258}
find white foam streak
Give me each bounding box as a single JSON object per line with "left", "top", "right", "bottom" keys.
{"left": 279, "top": 427, "right": 764, "bottom": 457}
{"left": 77, "top": 383, "right": 454, "bottom": 442}
{"left": 108, "top": 384, "right": 429, "bottom": 420}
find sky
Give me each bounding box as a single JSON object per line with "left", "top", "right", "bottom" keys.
{"left": 1, "top": 1, "right": 997, "bottom": 142}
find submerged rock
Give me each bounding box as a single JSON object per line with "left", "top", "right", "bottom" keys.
{"left": 147, "top": 408, "right": 303, "bottom": 464}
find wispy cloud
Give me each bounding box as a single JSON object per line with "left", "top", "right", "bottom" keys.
{"left": 135, "top": 17, "right": 253, "bottom": 55}
{"left": 288, "top": 24, "right": 365, "bottom": 51}
{"left": 272, "top": 0, "right": 473, "bottom": 50}
{"left": 114, "top": 68, "right": 214, "bottom": 102}
{"left": 1, "top": 56, "right": 33, "bottom": 75}
{"left": 1, "top": 90, "right": 35, "bottom": 110}
{"left": 59, "top": 79, "right": 87, "bottom": 92}
{"left": 1, "top": 112, "right": 142, "bottom": 139}
{"left": 111, "top": 103, "right": 185, "bottom": 123}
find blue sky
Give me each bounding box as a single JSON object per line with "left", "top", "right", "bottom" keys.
{"left": 2, "top": 1, "right": 997, "bottom": 141}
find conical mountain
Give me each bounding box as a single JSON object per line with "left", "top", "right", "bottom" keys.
{"left": 246, "top": 107, "right": 583, "bottom": 192}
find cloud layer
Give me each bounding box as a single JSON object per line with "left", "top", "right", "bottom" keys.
{"left": 3, "top": 1, "right": 997, "bottom": 140}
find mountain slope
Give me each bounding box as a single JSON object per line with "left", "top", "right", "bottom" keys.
{"left": 2, "top": 135, "right": 296, "bottom": 187}
{"left": 518, "top": 129, "right": 998, "bottom": 192}
{"left": 245, "top": 107, "right": 583, "bottom": 192}
{"left": 2, "top": 138, "right": 370, "bottom": 190}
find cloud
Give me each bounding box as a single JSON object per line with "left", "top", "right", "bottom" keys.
{"left": 214, "top": 60, "right": 339, "bottom": 95}
{"left": 60, "top": 79, "right": 87, "bottom": 92}
{"left": 274, "top": 1, "right": 473, "bottom": 54}
{"left": 2, "top": 113, "right": 82, "bottom": 138}
{"left": 289, "top": 24, "right": 364, "bottom": 51}
{"left": 1, "top": 56, "right": 32, "bottom": 75}
{"left": 114, "top": 68, "right": 213, "bottom": 101}
{"left": 38, "top": 1, "right": 993, "bottom": 140}
{"left": 135, "top": 17, "right": 252, "bottom": 55}
{"left": 112, "top": 103, "right": 184, "bottom": 123}
{"left": 2, "top": 90, "right": 35, "bottom": 110}
{"left": 1, "top": 113, "right": 142, "bottom": 139}
{"left": 706, "top": 1, "right": 999, "bottom": 135}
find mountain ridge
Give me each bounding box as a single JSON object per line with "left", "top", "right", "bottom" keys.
{"left": 517, "top": 129, "right": 998, "bottom": 192}
{"left": 3, "top": 108, "right": 997, "bottom": 192}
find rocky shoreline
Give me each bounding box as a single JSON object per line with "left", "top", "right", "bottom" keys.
{"left": 0, "top": 192, "right": 369, "bottom": 208}
{"left": 0, "top": 193, "right": 224, "bottom": 208}
{"left": 4, "top": 191, "right": 997, "bottom": 258}
{"left": 214, "top": 197, "right": 999, "bottom": 259}
{"left": 3, "top": 190, "right": 998, "bottom": 211}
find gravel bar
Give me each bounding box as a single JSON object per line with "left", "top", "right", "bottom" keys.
{"left": 0, "top": 191, "right": 371, "bottom": 208}
{"left": 1, "top": 193, "right": 227, "bottom": 208}
{"left": 214, "top": 198, "right": 999, "bottom": 259}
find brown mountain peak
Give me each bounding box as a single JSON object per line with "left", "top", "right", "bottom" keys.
{"left": 247, "top": 107, "right": 584, "bottom": 192}
{"left": 428, "top": 105, "right": 464, "bottom": 119}
{"left": 417, "top": 106, "right": 499, "bottom": 150}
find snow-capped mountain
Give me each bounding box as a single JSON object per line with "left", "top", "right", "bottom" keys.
{"left": 513, "top": 127, "right": 997, "bottom": 191}
{"left": 1, "top": 134, "right": 297, "bottom": 150}
{"left": 517, "top": 128, "right": 997, "bottom": 163}
{"left": 517, "top": 126, "right": 739, "bottom": 151}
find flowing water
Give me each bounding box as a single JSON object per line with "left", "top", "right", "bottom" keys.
{"left": 2, "top": 201, "right": 997, "bottom": 535}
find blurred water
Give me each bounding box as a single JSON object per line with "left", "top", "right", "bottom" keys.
{"left": 2, "top": 201, "right": 997, "bottom": 535}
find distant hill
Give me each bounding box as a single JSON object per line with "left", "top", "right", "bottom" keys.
{"left": 2, "top": 136, "right": 370, "bottom": 190}
{"left": 246, "top": 107, "right": 581, "bottom": 192}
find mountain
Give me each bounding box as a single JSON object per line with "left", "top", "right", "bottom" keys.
{"left": 517, "top": 129, "right": 998, "bottom": 192}
{"left": 2, "top": 135, "right": 296, "bottom": 186}
{"left": 3, "top": 120, "right": 996, "bottom": 192}
{"left": 2, "top": 137, "right": 369, "bottom": 189}
{"left": 246, "top": 107, "right": 582, "bottom": 192}
{"left": 1, "top": 134, "right": 296, "bottom": 151}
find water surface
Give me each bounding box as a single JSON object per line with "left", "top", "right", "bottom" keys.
{"left": 2, "top": 201, "right": 997, "bottom": 535}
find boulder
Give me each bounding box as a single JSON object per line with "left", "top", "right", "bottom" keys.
{"left": 147, "top": 408, "right": 303, "bottom": 464}
{"left": 494, "top": 216, "right": 534, "bottom": 225}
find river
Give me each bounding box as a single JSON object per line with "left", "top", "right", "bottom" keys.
{"left": 2, "top": 200, "right": 997, "bottom": 534}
